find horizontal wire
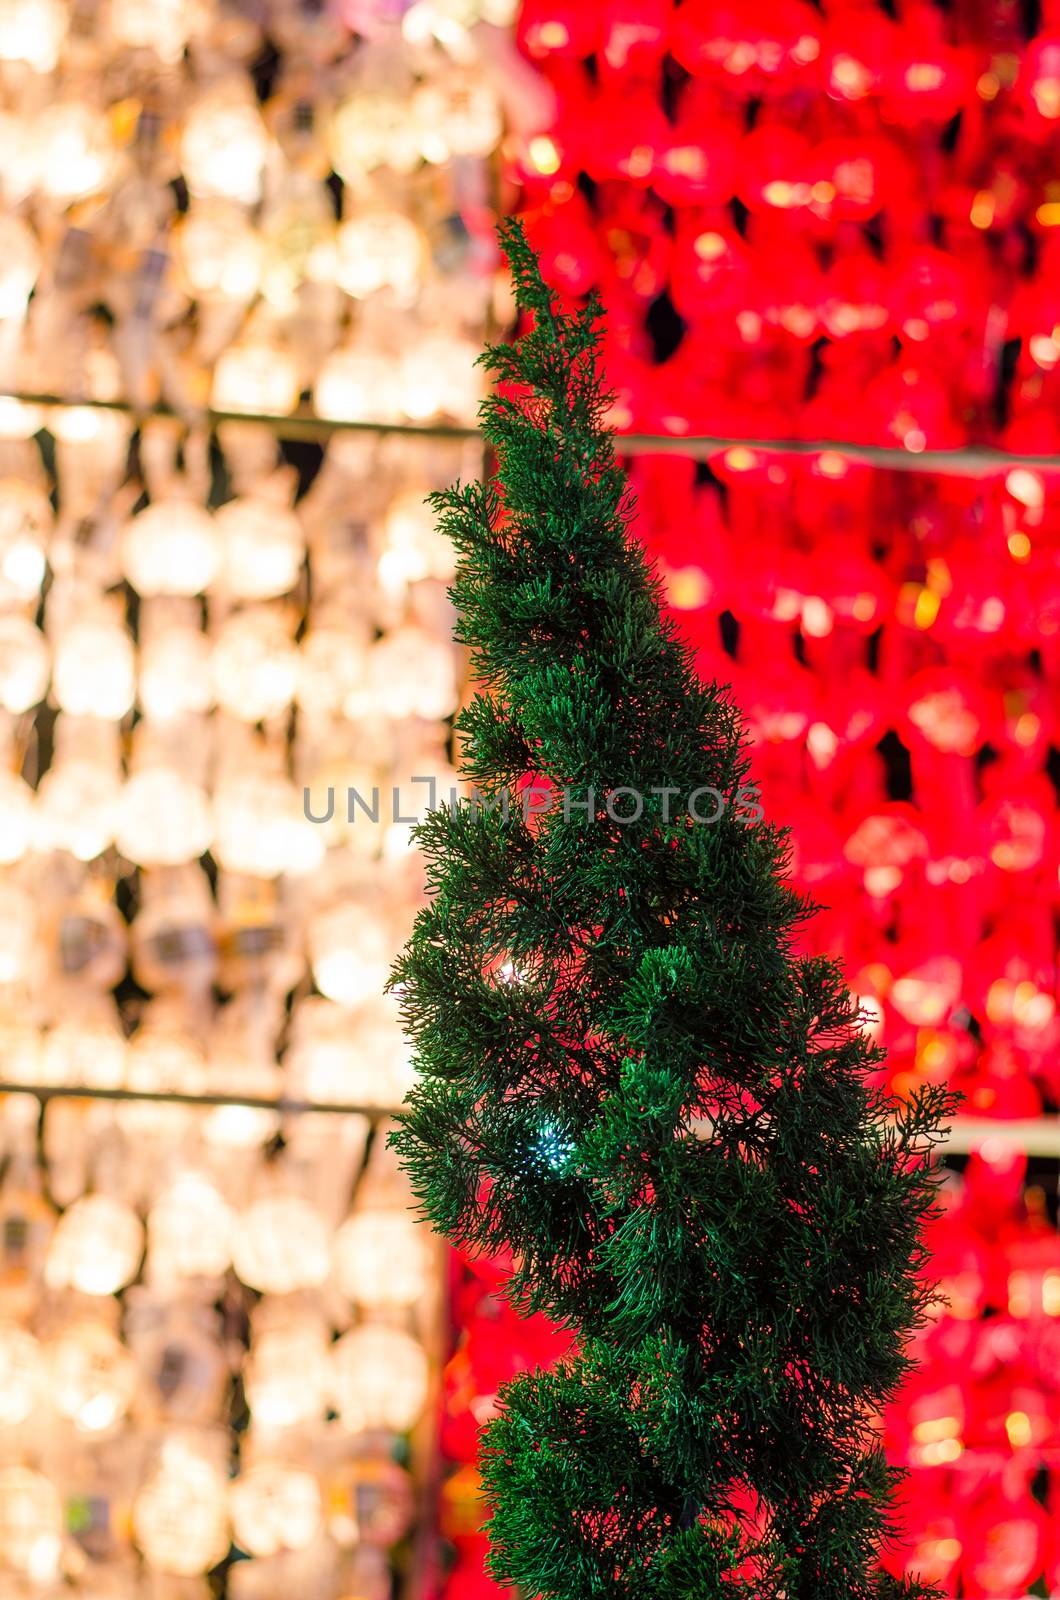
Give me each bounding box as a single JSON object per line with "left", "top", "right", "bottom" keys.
{"left": 4, "top": 389, "right": 1059, "bottom": 475}
{"left": 0, "top": 1080, "right": 401, "bottom": 1119}
{"left": 0, "top": 1082, "right": 1056, "bottom": 1157}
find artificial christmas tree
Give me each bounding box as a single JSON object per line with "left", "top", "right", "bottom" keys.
{"left": 392, "top": 221, "right": 955, "bottom": 1600}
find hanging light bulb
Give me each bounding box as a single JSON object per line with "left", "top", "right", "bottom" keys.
{"left": 52, "top": 606, "right": 135, "bottom": 720}
{"left": 39, "top": 995, "right": 127, "bottom": 1088}
{"left": 399, "top": 329, "right": 483, "bottom": 423}
{"left": 147, "top": 1173, "right": 234, "bottom": 1283}
{"left": 34, "top": 101, "right": 116, "bottom": 202}
{"left": 0, "top": 481, "right": 49, "bottom": 603}
{"left": 380, "top": 486, "right": 458, "bottom": 589}
{"left": 133, "top": 1437, "right": 230, "bottom": 1575}
{"left": 120, "top": 500, "right": 220, "bottom": 597}
{"left": 232, "top": 1194, "right": 332, "bottom": 1294}
{"left": 36, "top": 718, "right": 123, "bottom": 860}
{"left": 212, "top": 608, "right": 299, "bottom": 722}
{"left": 411, "top": 72, "right": 502, "bottom": 161}
{"left": 46, "top": 1318, "right": 137, "bottom": 1432}
{"left": 331, "top": 1324, "right": 429, "bottom": 1433}
{"left": 0, "top": 881, "right": 38, "bottom": 985}
{"left": 211, "top": 337, "right": 300, "bottom": 416}
{"left": 229, "top": 1463, "right": 323, "bottom": 1556}
{"left": 309, "top": 901, "right": 393, "bottom": 1006}
{"left": 117, "top": 721, "right": 213, "bottom": 866}
{"left": 0, "top": 218, "right": 41, "bottom": 319}
{"left": 0, "top": 0, "right": 66, "bottom": 71}
{"left": 313, "top": 343, "right": 403, "bottom": 423}
{"left": 334, "top": 212, "right": 426, "bottom": 301}
{"left": 176, "top": 202, "right": 263, "bottom": 305}
{"left": 138, "top": 601, "right": 214, "bottom": 719}
{"left": 44, "top": 1195, "right": 144, "bottom": 1296}
{"left": 334, "top": 1209, "right": 430, "bottom": 1307}
{"left": 0, "top": 613, "right": 47, "bottom": 713}
{"left": 214, "top": 496, "right": 304, "bottom": 599}
{"left": 0, "top": 1466, "right": 62, "bottom": 1582}
{"left": 109, "top": 0, "right": 190, "bottom": 63}
{"left": 329, "top": 89, "right": 420, "bottom": 181}
{"left": 0, "top": 1324, "right": 42, "bottom": 1424}
{"left": 0, "top": 770, "right": 35, "bottom": 863}
{"left": 245, "top": 1320, "right": 330, "bottom": 1429}
{"left": 368, "top": 623, "right": 458, "bottom": 719}
{"left": 180, "top": 84, "right": 268, "bottom": 205}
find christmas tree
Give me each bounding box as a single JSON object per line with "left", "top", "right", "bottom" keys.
{"left": 392, "top": 221, "right": 955, "bottom": 1600}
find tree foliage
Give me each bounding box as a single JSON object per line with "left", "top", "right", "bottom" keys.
{"left": 391, "top": 220, "right": 955, "bottom": 1600}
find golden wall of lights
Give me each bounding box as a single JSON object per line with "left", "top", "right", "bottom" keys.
{"left": 0, "top": 0, "right": 516, "bottom": 1595}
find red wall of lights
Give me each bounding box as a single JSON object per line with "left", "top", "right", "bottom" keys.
{"left": 439, "top": 4, "right": 1060, "bottom": 1595}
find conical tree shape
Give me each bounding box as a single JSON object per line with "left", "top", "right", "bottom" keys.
{"left": 391, "top": 221, "right": 954, "bottom": 1600}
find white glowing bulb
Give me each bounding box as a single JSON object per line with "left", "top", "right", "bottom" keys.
{"left": 233, "top": 1195, "right": 332, "bottom": 1294}
{"left": 246, "top": 1324, "right": 329, "bottom": 1428}
{"left": 133, "top": 1441, "right": 230, "bottom": 1575}
{"left": 214, "top": 496, "right": 304, "bottom": 599}
{"left": 46, "top": 1320, "right": 137, "bottom": 1432}
{"left": 0, "top": 1467, "right": 62, "bottom": 1581}
{"left": 0, "top": 1325, "right": 42, "bottom": 1424}
{"left": 110, "top": 0, "right": 189, "bottom": 62}
{"left": 53, "top": 616, "right": 135, "bottom": 719}
{"left": 213, "top": 609, "right": 298, "bottom": 722}
{"left": 331, "top": 1324, "right": 429, "bottom": 1433}
{"left": 0, "top": 0, "right": 66, "bottom": 71}
{"left": 334, "top": 1210, "right": 430, "bottom": 1308}
{"left": 329, "top": 91, "right": 421, "bottom": 181}
{"left": 334, "top": 212, "right": 425, "bottom": 301}
{"left": 120, "top": 500, "right": 220, "bottom": 596}
{"left": 211, "top": 340, "right": 299, "bottom": 416}
{"left": 34, "top": 102, "right": 115, "bottom": 202}
{"left": 230, "top": 1464, "right": 322, "bottom": 1556}
{"left": 178, "top": 204, "right": 263, "bottom": 304}
{"left": 117, "top": 767, "right": 213, "bottom": 866}
{"left": 310, "top": 904, "right": 392, "bottom": 1006}
{"left": 181, "top": 90, "right": 268, "bottom": 205}
{"left": 0, "top": 217, "right": 40, "bottom": 317}
{"left": 0, "top": 771, "right": 34, "bottom": 863}
{"left": 313, "top": 346, "right": 403, "bottom": 423}
{"left": 45, "top": 1195, "right": 144, "bottom": 1296}
{"left": 0, "top": 614, "right": 47, "bottom": 712}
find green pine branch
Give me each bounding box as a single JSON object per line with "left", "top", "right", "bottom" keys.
{"left": 390, "top": 219, "right": 956, "bottom": 1600}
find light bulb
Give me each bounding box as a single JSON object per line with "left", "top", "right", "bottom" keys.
{"left": 0, "top": 881, "right": 37, "bottom": 984}
{"left": 34, "top": 102, "right": 115, "bottom": 202}
{"left": 245, "top": 1323, "right": 329, "bottom": 1429}
{"left": 213, "top": 609, "right": 298, "bottom": 721}
{"left": 214, "top": 496, "right": 304, "bottom": 599}
{"left": 313, "top": 346, "right": 403, "bottom": 423}
{"left": 229, "top": 1464, "right": 322, "bottom": 1556}
{"left": 0, "top": 0, "right": 66, "bottom": 71}
{"left": 45, "top": 1195, "right": 144, "bottom": 1295}
{"left": 46, "top": 1320, "right": 137, "bottom": 1432}
{"left": 0, "top": 217, "right": 40, "bottom": 317}
{"left": 309, "top": 903, "right": 392, "bottom": 1006}
{"left": 177, "top": 203, "right": 263, "bottom": 304}
{"left": 53, "top": 614, "right": 135, "bottom": 719}
{"left": 120, "top": 500, "right": 220, "bottom": 596}
{"left": 331, "top": 1324, "right": 429, "bottom": 1433}
{"left": 329, "top": 90, "right": 420, "bottom": 181}
{"left": 139, "top": 617, "right": 213, "bottom": 719}
{"left": 0, "top": 1466, "right": 62, "bottom": 1582}
{"left": 109, "top": 0, "right": 189, "bottom": 62}
{"left": 399, "top": 330, "right": 482, "bottom": 422}
{"left": 232, "top": 1195, "right": 332, "bottom": 1294}
{"left": 0, "top": 614, "right": 47, "bottom": 712}
{"left": 411, "top": 72, "right": 502, "bottom": 160}
{"left": 133, "top": 1439, "right": 230, "bottom": 1575}
{"left": 212, "top": 768, "right": 323, "bottom": 878}
{"left": 211, "top": 339, "right": 300, "bottom": 416}
{"left": 0, "top": 1324, "right": 42, "bottom": 1424}
{"left": 334, "top": 212, "right": 425, "bottom": 301}
{"left": 117, "top": 765, "right": 212, "bottom": 866}
{"left": 181, "top": 88, "right": 268, "bottom": 205}
{"left": 334, "top": 1210, "right": 430, "bottom": 1307}
{"left": 0, "top": 771, "right": 34, "bottom": 863}
{"left": 368, "top": 624, "right": 457, "bottom": 719}
{"left": 39, "top": 1005, "right": 126, "bottom": 1089}
{"left": 380, "top": 487, "right": 456, "bottom": 588}
{"left": 148, "top": 1174, "right": 234, "bottom": 1282}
